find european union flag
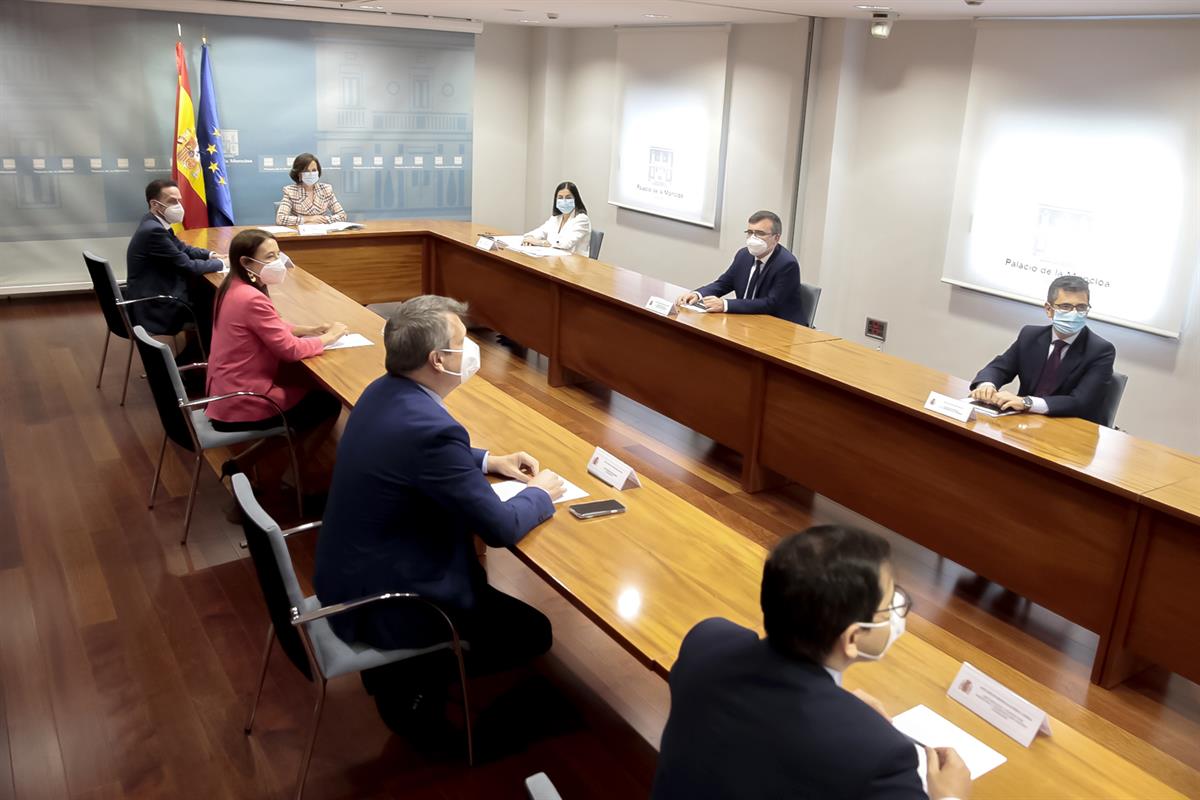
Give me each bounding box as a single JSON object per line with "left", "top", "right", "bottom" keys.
{"left": 196, "top": 42, "right": 235, "bottom": 227}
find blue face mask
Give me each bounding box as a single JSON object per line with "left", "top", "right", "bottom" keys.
{"left": 1052, "top": 308, "right": 1087, "bottom": 337}
{"left": 556, "top": 197, "right": 575, "bottom": 214}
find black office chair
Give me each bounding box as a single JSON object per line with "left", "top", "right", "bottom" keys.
{"left": 233, "top": 474, "right": 473, "bottom": 800}
{"left": 798, "top": 282, "right": 822, "bottom": 328}
{"left": 132, "top": 325, "right": 301, "bottom": 544}
{"left": 1097, "top": 371, "right": 1129, "bottom": 429}
{"left": 83, "top": 251, "right": 201, "bottom": 406}
{"left": 588, "top": 229, "right": 605, "bottom": 260}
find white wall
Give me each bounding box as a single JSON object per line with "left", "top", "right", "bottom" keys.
{"left": 471, "top": 23, "right": 533, "bottom": 233}
{"left": 489, "top": 21, "right": 812, "bottom": 290}
{"left": 800, "top": 19, "right": 1200, "bottom": 452}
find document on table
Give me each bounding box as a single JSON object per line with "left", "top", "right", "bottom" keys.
{"left": 490, "top": 234, "right": 562, "bottom": 258}
{"left": 320, "top": 333, "right": 373, "bottom": 350}
{"left": 297, "top": 221, "right": 365, "bottom": 235}
{"left": 491, "top": 478, "right": 588, "bottom": 505}
{"left": 257, "top": 225, "right": 295, "bottom": 235}
{"left": 962, "top": 399, "right": 1020, "bottom": 418}
{"left": 893, "top": 705, "right": 1006, "bottom": 783}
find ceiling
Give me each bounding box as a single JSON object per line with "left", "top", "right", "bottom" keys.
{"left": 219, "top": 0, "right": 1200, "bottom": 26}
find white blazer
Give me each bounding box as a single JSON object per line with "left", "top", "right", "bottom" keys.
{"left": 525, "top": 212, "right": 591, "bottom": 256}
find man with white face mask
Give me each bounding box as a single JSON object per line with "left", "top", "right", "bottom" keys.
{"left": 970, "top": 275, "right": 1116, "bottom": 424}
{"left": 676, "top": 209, "right": 806, "bottom": 324}
{"left": 125, "top": 179, "right": 225, "bottom": 345}
{"left": 315, "top": 295, "right": 566, "bottom": 739}
{"left": 654, "top": 526, "right": 972, "bottom": 800}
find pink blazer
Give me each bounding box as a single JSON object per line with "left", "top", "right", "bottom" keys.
{"left": 205, "top": 278, "right": 324, "bottom": 422}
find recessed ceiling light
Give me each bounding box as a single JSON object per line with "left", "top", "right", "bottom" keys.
{"left": 643, "top": 13, "right": 670, "bottom": 18}
{"left": 519, "top": 18, "right": 540, "bottom": 23}
{"left": 504, "top": 8, "right": 526, "bottom": 11}
{"left": 359, "top": 4, "right": 384, "bottom": 9}
{"left": 855, "top": 4, "right": 891, "bottom": 9}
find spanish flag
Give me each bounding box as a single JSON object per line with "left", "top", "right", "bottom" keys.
{"left": 171, "top": 39, "right": 209, "bottom": 229}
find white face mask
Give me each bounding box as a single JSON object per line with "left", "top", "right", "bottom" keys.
{"left": 247, "top": 255, "right": 287, "bottom": 286}
{"left": 156, "top": 200, "right": 186, "bottom": 225}
{"left": 439, "top": 336, "right": 480, "bottom": 385}
{"left": 301, "top": 171, "right": 320, "bottom": 186}
{"left": 746, "top": 234, "right": 771, "bottom": 258}
{"left": 855, "top": 592, "right": 907, "bottom": 661}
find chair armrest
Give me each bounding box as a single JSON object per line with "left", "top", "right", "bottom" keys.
{"left": 290, "top": 591, "right": 421, "bottom": 625}
{"left": 281, "top": 521, "right": 323, "bottom": 538}
{"left": 118, "top": 295, "right": 205, "bottom": 358}
{"left": 180, "top": 391, "right": 288, "bottom": 424}
{"left": 177, "top": 362, "right": 208, "bottom": 374}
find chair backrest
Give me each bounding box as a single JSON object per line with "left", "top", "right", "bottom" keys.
{"left": 1097, "top": 371, "right": 1129, "bottom": 429}
{"left": 131, "top": 325, "right": 196, "bottom": 451}
{"left": 233, "top": 474, "right": 315, "bottom": 680}
{"left": 84, "top": 251, "right": 130, "bottom": 338}
{"left": 588, "top": 229, "right": 605, "bottom": 260}
{"left": 798, "top": 282, "right": 822, "bottom": 328}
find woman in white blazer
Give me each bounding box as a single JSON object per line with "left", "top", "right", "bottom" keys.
{"left": 523, "top": 181, "right": 591, "bottom": 256}
{"left": 276, "top": 153, "right": 347, "bottom": 226}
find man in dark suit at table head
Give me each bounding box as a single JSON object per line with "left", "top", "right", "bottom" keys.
{"left": 969, "top": 275, "right": 1116, "bottom": 424}
{"left": 676, "top": 209, "right": 805, "bottom": 324}
{"left": 653, "top": 525, "right": 972, "bottom": 800}
{"left": 314, "top": 295, "right": 566, "bottom": 735}
{"left": 125, "top": 179, "right": 225, "bottom": 347}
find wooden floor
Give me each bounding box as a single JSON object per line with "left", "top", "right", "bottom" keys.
{"left": 1, "top": 294, "right": 1198, "bottom": 799}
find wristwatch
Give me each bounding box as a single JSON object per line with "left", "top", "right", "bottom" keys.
{"left": 1022, "top": 396, "right": 1034, "bottom": 410}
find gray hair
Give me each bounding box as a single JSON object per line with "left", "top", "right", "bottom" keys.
{"left": 383, "top": 295, "right": 468, "bottom": 376}
{"left": 1047, "top": 275, "right": 1090, "bottom": 304}
{"left": 748, "top": 209, "right": 782, "bottom": 236}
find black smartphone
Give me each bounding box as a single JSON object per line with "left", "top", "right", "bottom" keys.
{"left": 568, "top": 499, "right": 627, "bottom": 520}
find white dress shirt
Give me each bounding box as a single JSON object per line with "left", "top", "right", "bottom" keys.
{"left": 525, "top": 211, "right": 591, "bottom": 255}
{"left": 979, "top": 329, "right": 1080, "bottom": 414}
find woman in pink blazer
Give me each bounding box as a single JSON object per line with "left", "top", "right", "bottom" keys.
{"left": 206, "top": 228, "right": 347, "bottom": 484}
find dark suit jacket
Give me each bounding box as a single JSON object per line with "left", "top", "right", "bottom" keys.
{"left": 971, "top": 324, "right": 1116, "bottom": 424}
{"left": 653, "top": 618, "right": 925, "bottom": 800}
{"left": 695, "top": 245, "right": 804, "bottom": 324}
{"left": 124, "top": 212, "right": 222, "bottom": 335}
{"left": 314, "top": 375, "right": 555, "bottom": 650}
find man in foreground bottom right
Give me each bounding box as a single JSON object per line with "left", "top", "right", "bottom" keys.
{"left": 652, "top": 525, "right": 972, "bottom": 800}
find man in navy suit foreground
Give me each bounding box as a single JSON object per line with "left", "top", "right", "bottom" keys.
{"left": 315, "top": 295, "right": 565, "bottom": 733}
{"left": 653, "top": 526, "right": 972, "bottom": 800}
{"left": 676, "top": 209, "right": 805, "bottom": 324}
{"left": 970, "top": 275, "right": 1116, "bottom": 424}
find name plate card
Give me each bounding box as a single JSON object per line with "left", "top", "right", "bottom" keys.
{"left": 947, "top": 662, "right": 1051, "bottom": 747}
{"left": 644, "top": 296, "right": 677, "bottom": 317}
{"left": 475, "top": 235, "right": 496, "bottom": 251}
{"left": 924, "top": 391, "right": 974, "bottom": 422}
{"left": 587, "top": 446, "right": 642, "bottom": 491}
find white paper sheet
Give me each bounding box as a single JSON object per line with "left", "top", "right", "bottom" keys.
{"left": 257, "top": 225, "right": 295, "bottom": 234}
{"left": 491, "top": 478, "right": 588, "bottom": 505}
{"left": 893, "top": 705, "right": 1007, "bottom": 781}
{"left": 494, "top": 235, "right": 524, "bottom": 248}
{"left": 321, "top": 333, "right": 373, "bottom": 350}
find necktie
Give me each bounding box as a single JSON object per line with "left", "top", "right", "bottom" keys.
{"left": 746, "top": 260, "right": 764, "bottom": 299}
{"left": 1033, "top": 339, "right": 1069, "bottom": 397}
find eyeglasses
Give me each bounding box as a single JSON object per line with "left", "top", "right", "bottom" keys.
{"left": 743, "top": 229, "right": 776, "bottom": 238}
{"left": 1051, "top": 302, "right": 1091, "bottom": 314}
{"left": 881, "top": 586, "right": 912, "bottom": 618}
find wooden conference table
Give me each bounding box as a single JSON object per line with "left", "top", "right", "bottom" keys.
{"left": 186, "top": 220, "right": 1200, "bottom": 691}
{"left": 199, "top": 258, "right": 1191, "bottom": 798}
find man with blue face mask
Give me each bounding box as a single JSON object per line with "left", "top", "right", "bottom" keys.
{"left": 676, "top": 209, "right": 806, "bottom": 325}
{"left": 969, "top": 275, "right": 1116, "bottom": 424}
{"left": 653, "top": 526, "right": 972, "bottom": 800}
